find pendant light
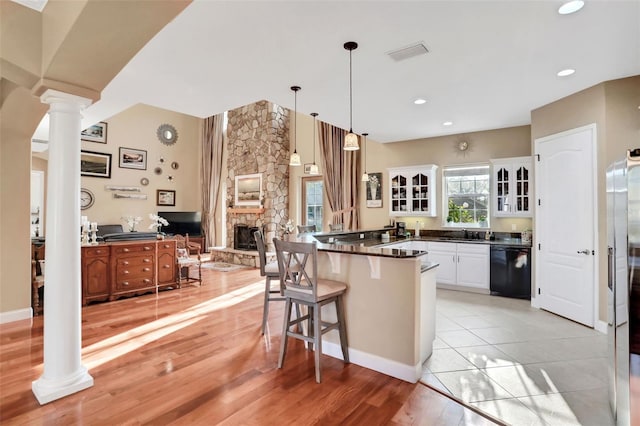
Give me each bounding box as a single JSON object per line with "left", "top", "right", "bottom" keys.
{"left": 309, "top": 112, "right": 320, "bottom": 175}
{"left": 361, "top": 132, "right": 369, "bottom": 182}
{"left": 289, "top": 85, "right": 302, "bottom": 166}
{"left": 343, "top": 41, "right": 359, "bottom": 151}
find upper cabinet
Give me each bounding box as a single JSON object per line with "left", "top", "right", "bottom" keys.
{"left": 491, "top": 156, "right": 532, "bottom": 217}
{"left": 388, "top": 165, "right": 438, "bottom": 217}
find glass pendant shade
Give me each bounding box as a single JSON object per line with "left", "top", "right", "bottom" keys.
{"left": 289, "top": 151, "right": 301, "bottom": 166}
{"left": 344, "top": 131, "right": 359, "bottom": 150}
{"left": 309, "top": 163, "right": 319, "bottom": 175}
{"left": 361, "top": 172, "right": 369, "bottom": 182}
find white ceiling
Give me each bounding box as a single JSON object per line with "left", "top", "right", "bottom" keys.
{"left": 34, "top": 0, "right": 640, "bottom": 144}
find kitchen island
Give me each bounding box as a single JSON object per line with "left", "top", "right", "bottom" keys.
{"left": 290, "top": 230, "right": 438, "bottom": 383}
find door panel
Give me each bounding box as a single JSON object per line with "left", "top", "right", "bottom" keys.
{"left": 535, "top": 125, "right": 596, "bottom": 327}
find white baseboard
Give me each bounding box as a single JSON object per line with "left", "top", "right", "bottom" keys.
{"left": 0, "top": 308, "right": 33, "bottom": 324}
{"left": 594, "top": 319, "right": 608, "bottom": 334}
{"left": 322, "top": 341, "right": 421, "bottom": 383}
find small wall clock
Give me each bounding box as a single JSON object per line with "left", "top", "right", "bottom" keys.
{"left": 80, "top": 188, "right": 95, "bottom": 210}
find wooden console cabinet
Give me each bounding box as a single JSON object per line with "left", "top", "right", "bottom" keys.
{"left": 81, "top": 239, "right": 177, "bottom": 305}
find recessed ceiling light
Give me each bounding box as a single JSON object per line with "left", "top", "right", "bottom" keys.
{"left": 443, "top": 121, "right": 453, "bottom": 126}
{"left": 558, "top": 0, "right": 584, "bottom": 15}
{"left": 557, "top": 68, "right": 576, "bottom": 77}
{"left": 414, "top": 98, "right": 427, "bottom": 105}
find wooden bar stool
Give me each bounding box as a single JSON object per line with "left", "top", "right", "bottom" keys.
{"left": 273, "top": 238, "right": 349, "bottom": 383}
{"left": 254, "top": 230, "right": 284, "bottom": 334}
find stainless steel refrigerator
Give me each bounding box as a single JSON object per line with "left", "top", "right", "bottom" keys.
{"left": 607, "top": 149, "right": 640, "bottom": 426}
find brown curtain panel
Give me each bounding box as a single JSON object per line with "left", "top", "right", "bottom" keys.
{"left": 318, "top": 122, "right": 360, "bottom": 230}
{"left": 201, "top": 114, "right": 224, "bottom": 249}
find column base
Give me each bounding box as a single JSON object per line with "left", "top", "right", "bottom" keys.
{"left": 32, "top": 365, "right": 94, "bottom": 405}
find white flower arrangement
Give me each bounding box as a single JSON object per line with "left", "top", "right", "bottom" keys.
{"left": 122, "top": 215, "right": 142, "bottom": 232}
{"left": 369, "top": 174, "right": 380, "bottom": 187}
{"left": 148, "top": 213, "right": 169, "bottom": 232}
{"left": 281, "top": 219, "right": 295, "bottom": 234}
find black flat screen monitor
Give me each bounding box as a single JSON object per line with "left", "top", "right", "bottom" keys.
{"left": 158, "top": 211, "right": 202, "bottom": 237}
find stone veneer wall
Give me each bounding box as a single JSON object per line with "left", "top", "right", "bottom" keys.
{"left": 225, "top": 100, "right": 290, "bottom": 255}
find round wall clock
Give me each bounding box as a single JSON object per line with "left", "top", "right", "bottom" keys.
{"left": 80, "top": 188, "right": 95, "bottom": 210}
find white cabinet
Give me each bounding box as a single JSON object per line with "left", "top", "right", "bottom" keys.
{"left": 429, "top": 241, "right": 489, "bottom": 290}
{"left": 491, "top": 157, "right": 532, "bottom": 217}
{"left": 388, "top": 165, "right": 438, "bottom": 217}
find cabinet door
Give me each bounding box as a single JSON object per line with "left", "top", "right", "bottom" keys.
{"left": 456, "top": 244, "right": 490, "bottom": 289}
{"left": 512, "top": 161, "right": 532, "bottom": 216}
{"left": 428, "top": 242, "right": 456, "bottom": 284}
{"left": 411, "top": 172, "right": 430, "bottom": 214}
{"left": 157, "top": 250, "right": 176, "bottom": 285}
{"left": 83, "top": 255, "right": 110, "bottom": 302}
{"left": 494, "top": 164, "right": 511, "bottom": 217}
{"left": 390, "top": 173, "right": 408, "bottom": 215}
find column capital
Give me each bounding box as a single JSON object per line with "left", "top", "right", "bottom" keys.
{"left": 40, "top": 89, "right": 92, "bottom": 109}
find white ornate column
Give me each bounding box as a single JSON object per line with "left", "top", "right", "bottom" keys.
{"left": 32, "top": 90, "right": 94, "bottom": 404}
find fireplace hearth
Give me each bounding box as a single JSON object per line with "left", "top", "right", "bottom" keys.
{"left": 234, "top": 224, "right": 260, "bottom": 251}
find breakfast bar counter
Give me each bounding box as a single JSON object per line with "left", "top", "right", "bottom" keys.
{"left": 288, "top": 232, "right": 438, "bottom": 383}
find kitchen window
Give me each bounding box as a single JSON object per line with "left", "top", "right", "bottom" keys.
{"left": 443, "top": 164, "right": 490, "bottom": 228}
{"left": 302, "top": 176, "right": 323, "bottom": 231}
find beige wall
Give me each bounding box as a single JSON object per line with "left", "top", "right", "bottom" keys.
{"left": 78, "top": 104, "right": 202, "bottom": 228}
{"left": 530, "top": 75, "right": 640, "bottom": 323}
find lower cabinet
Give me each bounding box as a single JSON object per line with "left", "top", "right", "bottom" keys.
{"left": 82, "top": 246, "right": 111, "bottom": 305}
{"left": 428, "top": 242, "right": 490, "bottom": 290}
{"left": 81, "top": 239, "right": 177, "bottom": 305}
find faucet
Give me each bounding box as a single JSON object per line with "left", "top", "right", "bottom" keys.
{"left": 463, "top": 229, "right": 468, "bottom": 239}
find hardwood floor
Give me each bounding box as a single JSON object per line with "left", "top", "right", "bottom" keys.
{"left": 1, "top": 266, "right": 499, "bottom": 425}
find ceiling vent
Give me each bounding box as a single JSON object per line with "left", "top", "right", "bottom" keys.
{"left": 387, "top": 42, "right": 429, "bottom": 62}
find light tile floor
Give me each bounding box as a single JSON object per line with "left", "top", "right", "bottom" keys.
{"left": 423, "top": 289, "right": 613, "bottom": 426}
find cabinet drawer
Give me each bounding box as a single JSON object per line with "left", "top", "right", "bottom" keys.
{"left": 429, "top": 242, "right": 456, "bottom": 253}
{"left": 113, "top": 244, "right": 155, "bottom": 254}
{"left": 157, "top": 241, "right": 176, "bottom": 254}
{"left": 115, "top": 276, "right": 154, "bottom": 291}
{"left": 83, "top": 246, "right": 109, "bottom": 257}
{"left": 456, "top": 243, "right": 489, "bottom": 254}
{"left": 117, "top": 255, "right": 154, "bottom": 268}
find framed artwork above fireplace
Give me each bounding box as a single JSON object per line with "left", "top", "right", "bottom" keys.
{"left": 234, "top": 173, "right": 262, "bottom": 206}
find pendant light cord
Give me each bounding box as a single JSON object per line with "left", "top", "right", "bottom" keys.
{"left": 349, "top": 48, "right": 353, "bottom": 132}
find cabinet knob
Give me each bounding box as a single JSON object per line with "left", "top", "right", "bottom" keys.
{"left": 143, "top": 267, "right": 151, "bottom": 272}
{"left": 163, "top": 264, "right": 171, "bottom": 269}
{"left": 144, "top": 246, "right": 152, "bottom": 251}
{"left": 163, "top": 244, "right": 171, "bottom": 249}
{"left": 143, "top": 258, "right": 151, "bottom": 263}
{"left": 123, "top": 248, "right": 130, "bottom": 252}
{"left": 123, "top": 270, "right": 129, "bottom": 275}
{"left": 96, "top": 249, "right": 103, "bottom": 254}
{"left": 143, "top": 279, "right": 151, "bottom": 284}
{"left": 122, "top": 281, "right": 129, "bottom": 286}
{"left": 123, "top": 261, "right": 129, "bottom": 266}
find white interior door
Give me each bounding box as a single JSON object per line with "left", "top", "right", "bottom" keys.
{"left": 534, "top": 124, "right": 597, "bottom": 327}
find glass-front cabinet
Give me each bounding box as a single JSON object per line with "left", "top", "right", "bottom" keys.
{"left": 490, "top": 156, "right": 532, "bottom": 217}
{"left": 388, "top": 165, "right": 438, "bottom": 217}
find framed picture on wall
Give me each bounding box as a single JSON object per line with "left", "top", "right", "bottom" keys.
{"left": 119, "top": 147, "right": 147, "bottom": 170}
{"left": 156, "top": 189, "right": 176, "bottom": 206}
{"left": 235, "top": 173, "right": 262, "bottom": 206}
{"left": 81, "top": 122, "right": 108, "bottom": 143}
{"left": 366, "top": 172, "right": 383, "bottom": 208}
{"left": 80, "top": 150, "right": 112, "bottom": 178}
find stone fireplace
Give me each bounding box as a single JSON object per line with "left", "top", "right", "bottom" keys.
{"left": 211, "top": 100, "right": 290, "bottom": 267}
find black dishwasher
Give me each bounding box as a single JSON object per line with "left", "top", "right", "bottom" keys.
{"left": 490, "top": 246, "right": 531, "bottom": 299}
